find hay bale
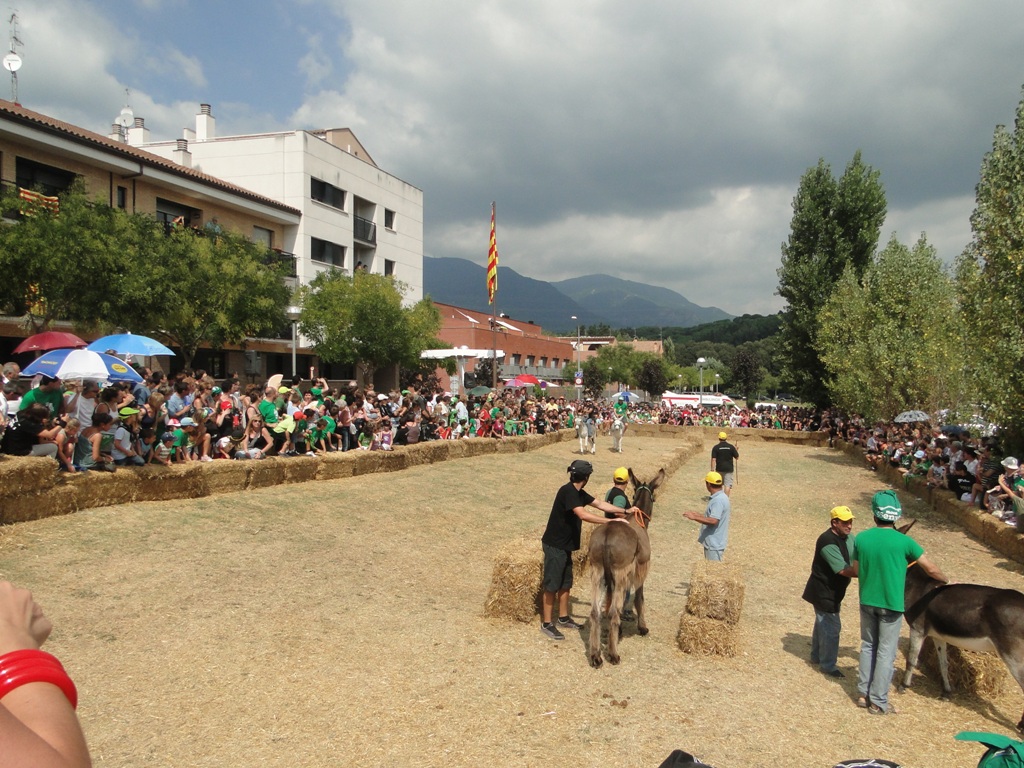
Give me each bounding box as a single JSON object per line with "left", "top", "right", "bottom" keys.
{"left": 315, "top": 452, "right": 356, "bottom": 481}
{"left": 246, "top": 459, "right": 286, "bottom": 489}
{"left": 376, "top": 451, "right": 408, "bottom": 473}
{"left": 203, "top": 460, "right": 252, "bottom": 495}
{"left": 282, "top": 456, "right": 320, "bottom": 485}
{"left": 572, "top": 524, "right": 595, "bottom": 581}
{"left": 61, "top": 469, "right": 138, "bottom": 509}
{"left": 133, "top": 463, "right": 207, "bottom": 502}
{"left": 401, "top": 443, "right": 434, "bottom": 467}
{"left": 686, "top": 561, "right": 745, "bottom": 624}
{"left": 351, "top": 451, "right": 384, "bottom": 476}
{"left": 0, "top": 486, "right": 78, "bottom": 524}
{"left": 444, "top": 440, "right": 468, "bottom": 459}
{"left": 0, "top": 455, "right": 57, "bottom": 496}
{"left": 497, "top": 436, "right": 529, "bottom": 454}
{"left": 918, "top": 637, "right": 1010, "bottom": 698}
{"left": 677, "top": 613, "right": 739, "bottom": 657}
{"left": 463, "top": 438, "right": 497, "bottom": 457}
{"left": 484, "top": 537, "right": 542, "bottom": 622}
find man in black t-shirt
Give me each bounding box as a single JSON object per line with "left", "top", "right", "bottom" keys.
{"left": 711, "top": 432, "right": 740, "bottom": 496}
{"left": 539, "top": 460, "right": 636, "bottom": 640}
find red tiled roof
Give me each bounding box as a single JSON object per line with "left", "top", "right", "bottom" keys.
{"left": 0, "top": 99, "right": 300, "bottom": 216}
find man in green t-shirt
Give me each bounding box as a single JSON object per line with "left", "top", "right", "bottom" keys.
{"left": 19, "top": 375, "right": 64, "bottom": 418}
{"left": 853, "top": 490, "right": 947, "bottom": 715}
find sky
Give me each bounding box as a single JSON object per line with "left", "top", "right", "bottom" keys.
{"left": 6, "top": 0, "right": 1024, "bottom": 316}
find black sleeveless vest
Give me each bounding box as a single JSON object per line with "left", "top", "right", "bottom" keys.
{"left": 801, "top": 528, "right": 852, "bottom": 613}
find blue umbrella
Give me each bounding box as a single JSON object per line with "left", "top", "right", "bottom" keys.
{"left": 87, "top": 333, "right": 174, "bottom": 357}
{"left": 616, "top": 391, "right": 641, "bottom": 402}
{"left": 22, "top": 349, "right": 143, "bottom": 383}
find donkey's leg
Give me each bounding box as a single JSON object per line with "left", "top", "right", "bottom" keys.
{"left": 588, "top": 565, "right": 605, "bottom": 669}
{"left": 634, "top": 561, "right": 650, "bottom": 636}
{"left": 936, "top": 640, "right": 953, "bottom": 698}
{"left": 899, "top": 627, "right": 926, "bottom": 691}
{"left": 606, "top": 570, "right": 627, "bottom": 665}
{"left": 993, "top": 639, "right": 1024, "bottom": 731}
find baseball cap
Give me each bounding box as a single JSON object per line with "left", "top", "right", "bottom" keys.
{"left": 160, "top": 431, "right": 175, "bottom": 442}
{"left": 830, "top": 506, "right": 854, "bottom": 522}
{"left": 613, "top": 467, "right": 629, "bottom": 483}
{"left": 179, "top": 417, "right": 196, "bottom": 427}
{"left": 278, "top": 386, "right": 291, "bottom": 394}
{"left": 914, "top": 450, "right": 926, "bottom": 459}
{"left": 1002, "top": 456, "right": 1020, "bottom": 471}
{"left": 871, "top": 490, "right": 902, "bottom": 522}
{"left": 705, "top": 471, "right": 724, "bottom": 486}
{"left": 378, "top": 393, "right": 388, "bottom": 401}
{"left": 211, "top": 387, "right": 222, "bottom": 395}
{"left": 118, "top": 406, "right": 140, "bottom": 416}
{"left": 568, "top": 460, "right": 594, "bottom": 477}
{"left": 718, "top": 431, "right": 727, "bottom": 440}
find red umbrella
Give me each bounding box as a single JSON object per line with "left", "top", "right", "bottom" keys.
{"left": 13, "top": 331, "right": 88, "bottom": 354}
{"left": 516, "top": 374, "right": 541, "bottom": 385}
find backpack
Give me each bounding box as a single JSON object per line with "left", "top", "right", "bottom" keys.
{"left": 956, "top": 732, "right": 1024, "bottom": 768}
{"left": 657, "top": 750, "right": 712, "bottom": 768}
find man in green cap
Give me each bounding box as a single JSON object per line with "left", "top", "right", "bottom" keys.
{"left": 853, "top": 489, "right": 947, "bottom": 715}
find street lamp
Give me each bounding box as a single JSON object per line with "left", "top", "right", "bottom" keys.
{"left": 715, "top": 373, "right": 720, "bottom": 393}
{"left": 676, "top": 374, "right": 682, "bottom": 393}
{"left": 697, "top": 357, "right": 706, "bottom": 407}
{"left": 571, "top": 315, "right": 581, "bottom": 401}
{"left": 285, "top": 305, "right": 302, "bottom": 377}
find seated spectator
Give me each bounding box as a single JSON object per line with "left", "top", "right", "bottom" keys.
{"left": 926, "top": 454, "right": 949, "bottom": 489}
{"left": 55, "top": 418, "right": 81, "bottom": 472}
{"left": 137, "top": 428, "right": 157, "bottom": 463}
{"left": 150, "top": 431, "right": 176, "bottom": 466}
{"left": 112, "top": 407, "right": 145, "bottom": 466}
{"left": 74, "top": 412, "right": 115, "bottom": 471}
{"left": 236, "top": 418, "right": 270, "bottom": 460}
{"left": 0, "top": 404, "right": 61, "bottom": 458}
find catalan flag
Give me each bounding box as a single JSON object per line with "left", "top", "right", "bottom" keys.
{"left": 487, "top": 203, "right": 498, "bottom": 304}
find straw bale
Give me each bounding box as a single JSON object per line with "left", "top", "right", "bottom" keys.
{"left": 463, "top": 438, "right": 497, "bottom": 457}
{"left": 918, "top": 637, "right": 1010, "bottom": 698}
{"left": 445, "top": 440, "right": 468, "bottom": 459}
{"left": 497, "top": 436, "right": 529, "bottom": 454}
{"left": 0, "top": 486, "right": 78, "bottom": 524}
{"left": 61, "top": 469, "right": 138, "bottom": 509}
{"left": 369, "top": 450, "right": 405, "bottom": 473}
{"left": 414, "top": 441, "right": 449, "bottom": 464}
{"left": 315, "top": 452, "right": 356, "bottom": 481}
{"left": 0, "top": 455, "right": 57, "bottom": 497}
{"left": 677, "top": 613, "right": 739, "bottom": 657}
{"left": 572, "top": 524, "right": 595, "bottom": 581}
{"left": 400, "top": 443, "right": 434, "bottom": 467}
{"left": 246, "top": 459, "right": 286, "bottom": 489}
{"left": 281, "top": 456, "right": 320, "bottom": 485}
{"left": 351, "top": 451, "right": 384, "bottom": 476}
{"left": 202, "top": 460, "right": 251, "bottom": 496}
{"left": 686, "top": 561, "right": 745, "bottom": 624}
{"left": 484, "top": 536, "right": 542, "bottom": 622}
{"left": 133, "top": 464, "right": 208, "bottom": 502}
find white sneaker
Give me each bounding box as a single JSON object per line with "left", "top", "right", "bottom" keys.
{"left": 200, "top": 455, "right": 213, "bottom": 462}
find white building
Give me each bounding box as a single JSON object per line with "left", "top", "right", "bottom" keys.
{"left": 134, "top": 104, "right": 423, "bottom": 301}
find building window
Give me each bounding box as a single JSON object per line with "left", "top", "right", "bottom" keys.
{"left": 310, "top": 237, "right": 346, "bottom": 268}
{"left": 252, "top": 226, "right": 273, "bottom": 248}
{"left": 16, "top": 158, "right": 75, "bottom": 196}
{"left": 384, "top": 259, "right": 395, "bottom": 277}
{"left": 511, "top": 354, "right": 521, "bottom": 366}
{"left": 384, "top": 209, "right": 396, "bottom": 229}
{"left": 539, "top": 357, "right": 547, "bottom": 368}
{"left": 526, "top": 355, "right": 535, "bottom": 367}
{"left": 155, "top": 198, "right": 197, "bottom": 232}
{"left": 116, "top": 186, "right": 128, "bottom": 209}
{"left": 310, "top": 178, "right": 346, "bottom": 210}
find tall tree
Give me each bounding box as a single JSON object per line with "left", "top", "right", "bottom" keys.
{"left": 819, "top": 234, "right": 961, "bottom": 420}
{"left": 957, "top": 87, "right": 1024, "bottom": 450}
{"left": 729, "top": 347, "right": 764, "bottom": 399}
{"left": 299, "top": 271, "right": 441, "bottom": 388}
{"left": 635, "top": 355, "right": 669, "bottom": 400}
{"left": 777, "top": 152, "right": 886, "bottom": 407}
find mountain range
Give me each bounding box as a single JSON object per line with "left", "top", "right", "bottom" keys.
{"left": 423, "top": 257, "right": 731, "bottom": 333}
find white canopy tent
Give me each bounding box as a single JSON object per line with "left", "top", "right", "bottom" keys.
{"left": 420, "top": 346, "right": 505, "bottom": 395}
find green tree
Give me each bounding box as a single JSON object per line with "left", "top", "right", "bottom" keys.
{"left": 299, "top": 271, "right": 441, "bottom": 388}
{"left": 729, "top": 347, "right": 763, "bottom": 397}
{"left": 819, "top": 234, "right": 961, "bottom": 420}
{"left": 147, "top": 227, "right": 291, "bottom": 369}
{"left": 957, "top": 86, "right": 1024, "bottom": 450}
{"left": 580, "top": 358, "right": 608, "bottom": 400}
{"left": 635, "top": 356, "right": 669, "bottom": 400}
{"left": 777, "top": 152, "right": 886, "bottom": 407}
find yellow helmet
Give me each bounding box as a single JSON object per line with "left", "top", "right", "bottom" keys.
{"left": 705, "top": 471, "right": 724, "bottom": 486}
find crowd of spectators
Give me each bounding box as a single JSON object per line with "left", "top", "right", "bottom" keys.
{"left": 832, "top": 414, "right": 1023, "bottom": 524}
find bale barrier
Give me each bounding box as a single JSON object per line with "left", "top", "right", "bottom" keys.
{"left": 677, "top": 560, "right": 745, "bottom": 657}
{"left": 917, "top": 636, "right": 1010, "bottom": 698}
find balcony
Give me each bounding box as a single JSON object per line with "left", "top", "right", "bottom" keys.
{"left": 353, "top": 215, "right": 376, "bottom": 245}
{"left": 500, "top": 364, "right": 567, "bottom": 381}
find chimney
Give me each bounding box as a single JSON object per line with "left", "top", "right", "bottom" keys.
{"left": 173, "top": 138, "right": 192, "bottom": 168}
{"left": 108, "top": 123, "right": 126, "bottom": 143}
{"left": 126, "top": 116, "right": 150, "bottom": 146}
{"left": 195, "top": 103, "right": 215, "bottom": 142}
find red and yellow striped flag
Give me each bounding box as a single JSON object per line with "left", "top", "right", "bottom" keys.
{"left": 487, "top": 203, "right": 498, "bottom": 304}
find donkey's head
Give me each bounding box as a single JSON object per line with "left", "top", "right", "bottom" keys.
{"left": 627, "top": 468, "right": 666, "bottom": 526}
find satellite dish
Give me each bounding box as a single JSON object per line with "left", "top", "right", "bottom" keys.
{"left": 2, "top": 52, "right": 21, "bottom": 72}
{"left": 116, "top": 104, "right": 134, "bottom": 129}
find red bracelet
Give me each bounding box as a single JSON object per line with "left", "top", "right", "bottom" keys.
{"left": 0, "top": 649, "right": 78, "bottom": 709}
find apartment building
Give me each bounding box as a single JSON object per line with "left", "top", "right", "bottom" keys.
{"left": 134, "top": 105, "right": 424, "bottom": 302}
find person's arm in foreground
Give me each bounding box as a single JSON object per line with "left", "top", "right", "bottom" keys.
{"left": 916, "top": 553, "right": 949, "bottom": 584}
{"left": 0, "top": 581, "right": 91, "bottom": 768}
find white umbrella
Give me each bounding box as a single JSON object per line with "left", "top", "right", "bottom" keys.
{"left": 21, "top": 349, "right": 143, "bottom": 383}
{"left": 894, "top": 410, "right": 930, "bottom": 423}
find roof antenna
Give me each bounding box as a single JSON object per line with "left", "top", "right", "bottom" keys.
{"left": 113, "top": 88, "right": 133, "bottom": 142}
{"left": 3, "top": 10, "right": 22, "bottom": 104}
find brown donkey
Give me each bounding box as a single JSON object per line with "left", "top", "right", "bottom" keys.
{"left": 587, "top": 467, "right": 665, "bottom": 668}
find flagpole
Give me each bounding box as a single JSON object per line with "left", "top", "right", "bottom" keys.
{"left": 488, "top": 201, "right": 498, "bottom": 390}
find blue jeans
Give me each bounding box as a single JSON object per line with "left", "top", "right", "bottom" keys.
{"left": 858, "top": 605, "right": 903, "bottom": 711}
{"left": 810, "top": 609, "right": 842, "bottom": 673}
{"left": 704, "top": 548, "right": 724, "bottom": 561}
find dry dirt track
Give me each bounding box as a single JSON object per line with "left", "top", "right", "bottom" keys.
{"left": 2, "top": 436, "right": 1024, "bottom": 767}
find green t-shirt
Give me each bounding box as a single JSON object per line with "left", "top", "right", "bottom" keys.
{"left": 20, "top": 386, "right": 62, "bottom": 417}
{"left": 855, "top": 526, "right": 924, "bottom": 612}
{"left": 258, "top": 399, "right": 279, "bottom": 425}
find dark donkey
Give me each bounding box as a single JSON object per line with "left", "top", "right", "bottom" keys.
{"left": 900, "top": 538, "right": 1024, "bottom": 731}
{"left": 587, "top": 467, "right": 665, "bottom": 668}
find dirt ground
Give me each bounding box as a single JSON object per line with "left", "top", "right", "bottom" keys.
{"left": 2, "top": 436, "right": 1023, "bottom": 767}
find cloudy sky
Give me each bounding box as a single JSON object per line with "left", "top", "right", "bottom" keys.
{"left": 8, "top": 0, "right": 1024, "bottom": 315}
